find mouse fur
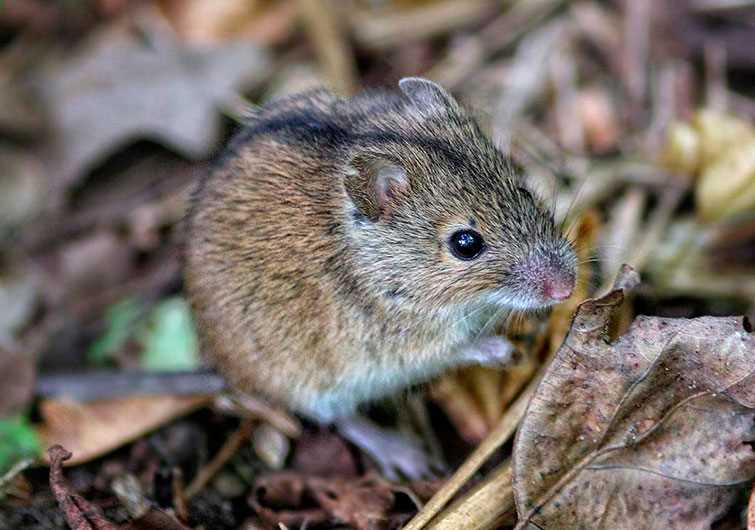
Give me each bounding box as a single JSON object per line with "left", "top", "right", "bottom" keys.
{"left": 185, "top": 78, "right": 576, "bottom": 421}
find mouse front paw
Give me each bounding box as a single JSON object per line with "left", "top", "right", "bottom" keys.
{"left": 456, "top": 336, "right": 515, "bottom": 367}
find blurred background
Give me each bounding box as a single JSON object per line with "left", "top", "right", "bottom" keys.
{"left": 0, "top": 0, "right": 754, "bottom": 528}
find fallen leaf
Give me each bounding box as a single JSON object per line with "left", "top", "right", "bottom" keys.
{"left": 48, "top": 445, "right": 190, "bottom": 530}
{"left": 47, "top": 445, "right": 119, "bottom": 530}
{"left": 749, "top": 486, "right": 755, "bottom": 530}
{"left": 38, "top": 395, "right": 211, "bottom": 466}
{"left": 291, "top": 430, "right": 358, "bottom": 478}
{"left": 32, "top": 5, "right": 270, "bottom": 200}
{"left": 250, "top": 472, "right": 401, "bottom": 530}
{"left": 513, "top": 266, "right": 755, "bottom": 530}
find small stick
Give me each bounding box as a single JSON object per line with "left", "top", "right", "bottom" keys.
{"left": 403, "top": 381, "right": 535, "bottom": 530}
{"left": 36, "top": 369, "right": 228, "bottom": 402}
{"left": 428, "top": 461, "right": 515, "bottom": 530}
{"left": 215, "top": 394, "right": 302, "bottom": 439}
{"left": 185, "top": 419, "right": 254, "bottom": 499}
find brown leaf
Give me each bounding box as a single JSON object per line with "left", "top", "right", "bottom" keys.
{"left": 38, "top": 395, "right": 211, "bottom": 466}
{"left": 48, "top": 444, "right": 119, "bottom": 530}
{"left": 513, "top": 268, "right": 755, "bottom": 530}
{"left": 291, "top": 430, "right": 359, "bottom": 478}
{"left": 250, "top": 472, "right": 401, "bottom": 530}
{"left": 48, "top": 444, "right": 189, "bottom": 530}
{"left": 32, "top": 5, "right": 270, "bottom": 200}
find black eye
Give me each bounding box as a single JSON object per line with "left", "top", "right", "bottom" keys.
{"left": 449, "top": 230, "right": 485, "bottom": 260}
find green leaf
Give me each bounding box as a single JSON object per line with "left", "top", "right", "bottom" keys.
{"left": 139, "top": 297, "right": 199, "bottom": 371}
{"left": 88, "top": 297, "right": 144, "bottom": 366}
{"left": 0, "top": 415, "right": 40, "bottom": 475}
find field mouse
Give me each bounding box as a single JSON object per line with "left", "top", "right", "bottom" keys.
{"left": 185, "top": 78, "right": 576, "bottom": 476}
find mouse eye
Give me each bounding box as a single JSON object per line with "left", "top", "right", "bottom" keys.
{"left": 449, "top": 230, "right": 485, "bottom": 260}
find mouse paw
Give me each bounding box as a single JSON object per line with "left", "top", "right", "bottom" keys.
{"left": 335, "top": 416, "right": 445, "bottom": 482}
{"left": 456, "top": 336, "right": 515, "bottom": 367}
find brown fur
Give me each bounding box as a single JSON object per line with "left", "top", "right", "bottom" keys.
{"left": 185, "top": 79, "right": 576, "bottom": 421}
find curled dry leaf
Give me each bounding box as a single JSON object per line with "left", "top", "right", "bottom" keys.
{"left": 250, "top": 472, "right": 402, "bottom": 530}
{"left": 48, "top": 444, "right": 119, "bottom": 530}
{"left": 513, "top": 266, "right": 755, "bottom": 530}
{"left": 48, "top": 444, "right": 190, "bottom": 530}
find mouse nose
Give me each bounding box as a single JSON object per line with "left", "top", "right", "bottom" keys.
{"left": 543, "top": 274, "right": 575, "bottom": 301}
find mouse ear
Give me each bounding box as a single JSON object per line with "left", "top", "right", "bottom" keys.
{"left": 345, "top": 155, "right": 408, "bottom": 222}
{"left": 399, "top": 77, "right": 460, "bottom": 115}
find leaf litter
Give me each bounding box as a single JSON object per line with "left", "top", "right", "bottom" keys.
{"left": 513, "top": 266, "right": 755, "bottom": 530}
{"left": 0, "top": 0, "right": 754, "bottom": 528}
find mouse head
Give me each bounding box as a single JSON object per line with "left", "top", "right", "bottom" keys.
{"left": 343, "top": 78, "right": 577, "bottom": 314}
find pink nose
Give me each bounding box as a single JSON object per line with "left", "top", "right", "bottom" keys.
{"left": 543, "top": 275, "right": 575, "bottom": 301}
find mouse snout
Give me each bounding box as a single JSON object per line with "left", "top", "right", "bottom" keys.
{"left": 514, "top": 245, "right": 576, "bottom": 305}
{"left": 542, "top": 273, "right": 575, "bottom": 301}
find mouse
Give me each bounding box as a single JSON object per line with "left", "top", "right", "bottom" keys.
{"left": 184, "top": 77, "right": 577, "bottom": 477}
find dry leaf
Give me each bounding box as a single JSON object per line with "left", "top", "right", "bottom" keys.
{"left": 38, "top": 395, "right": 211, "bottom": 466}
{"left": 513, "top": 267, "right": 755, "bottom": 530}
{"left": 33, "top": 6, "right": 270, "bottom": 200}
{"left": 250, "top": 472, "right": 400, "bottom": 530}
{"left": 48, "top": 445, "right": 119, "bottom": 530}
{"left": 48, "top": 445, "right": 190, "bottom": 530}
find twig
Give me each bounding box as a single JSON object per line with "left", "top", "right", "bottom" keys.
{"left": 184, "top": 419, "right": 255, "bottom": 499}
{"left": 403, "top": 381, "right": 535, "bottom": 530}
{"left": 428, "top": 461, "right": 515, "bottom": 530}
{"left": 0, "top": 458, "right": 33, "bottom": 492}
{"left": 214, "top": 393, "right": 302, "bottom": 439}
{"left": 36, "top": 369, "right": 228, "bottom": 402}
{"left": 691, "top": 0, "right": 755, "bottom": 13}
